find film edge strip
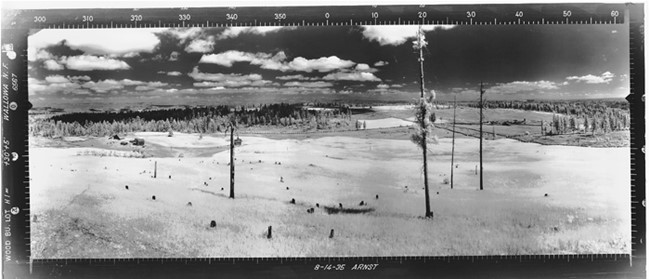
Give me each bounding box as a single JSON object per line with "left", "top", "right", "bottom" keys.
{"left": 1, "top": 3, "right": 632, "bottom": 29}
{"left": 0, "top": 2, "right": 645, "bottom": 277}
{"left": 626, "top": 2, "right": 646, "bottom": 271}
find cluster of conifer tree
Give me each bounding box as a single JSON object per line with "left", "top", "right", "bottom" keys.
{"left": 547, "top": 109, "right": 630, "bottom": 135}
{"left": 30, "top": 103, "right": 353, "bottom": 138}
{"left": 463, "top": 99, "right": 630, "bottom": 135}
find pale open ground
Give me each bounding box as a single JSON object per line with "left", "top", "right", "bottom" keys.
{"left": 30, "top": 131, "right": 630, "bottom": 258}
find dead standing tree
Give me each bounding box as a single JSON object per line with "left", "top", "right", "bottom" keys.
{"left": 225, "top": 116, "right": 241, "bottom": 199}
{"left": 479, "top": 82, "right": 485, "bottom": 191}
{"left": 411, "top": 27, "right": 435, "bottom": 218}
{"left": 450, "top": 95, "right": 457, "bottom": 189}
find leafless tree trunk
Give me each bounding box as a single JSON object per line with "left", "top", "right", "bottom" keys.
{"left": 450, "top": 95, "right": 456, "bottom": 189}
{"left": 229, "top": 125, "right": 235, "bottom": 199}
{"left": 479, "top": 82, "right": 485, "bottom": 190}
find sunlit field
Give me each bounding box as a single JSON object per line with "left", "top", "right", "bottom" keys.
{"left": 30, "top": 129, "right": 630, "bottom": 258}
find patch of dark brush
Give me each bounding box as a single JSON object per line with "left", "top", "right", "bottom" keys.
{"left": 323, "top": 206, "right": 375, "bottom": 215}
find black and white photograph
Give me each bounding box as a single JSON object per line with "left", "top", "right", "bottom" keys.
{"left": 26, "top": 22, "right": 631, "bottom": 259}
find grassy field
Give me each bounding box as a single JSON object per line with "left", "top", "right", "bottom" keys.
{"left": 30, "top": 130, "right": 630, "bottom": 258}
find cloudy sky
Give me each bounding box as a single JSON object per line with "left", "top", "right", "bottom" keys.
{"left": 28, "top": 24, "right": 629, "bottom": 106}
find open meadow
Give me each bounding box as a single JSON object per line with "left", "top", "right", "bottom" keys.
{"left": 29, "top": 125, "right": 630, "bottom": 257}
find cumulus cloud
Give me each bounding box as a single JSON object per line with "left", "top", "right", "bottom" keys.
{"left": 133, "top": 82, "right": 170, "bottom": 91}
{"left": 63, "top": 55, "right": 131, "bottom": 71}
{"left": 165, "top": 28, "right": 203, "bottom": 43}
{"left": 187, "top": 67, "right": 272, "bottom": 88}
{"left": 185, "top": 38, "right": 215, "bottom": 53}
{"left": 29, "top": 77, "right": 81, "bottom": 95}
{"left": 275, "top": 74, "right": 313, "bottom": 80}
{"left": 188, "top": 67, "right": 263, "bottom": 81}
{"left": 81, "top": 80, "right": 125, "bottom": 93}
{"left": 322, "top": 71, "right": 381, "bottom": 82}
{"left": 354, "top": 63, "right": 378, "bottom": 72}
{"left": 488, "top": 80, "right": 561, "bottom": 94}
{"left": 199, "top": 50, "right": 355, "bottom": 73}
{"left": 376, "top": 84, "right": 390, "bottom": 89}
{"left": 158, "top": 71, "right": 183, "bottom": 76}
{"left": 361, "top": 25, "right": 455, "bottom": 46}
{"left": 283, "top": 81, "right": 334, "bottom": 88}
{"left": 43, "top": 75, "right": 91, "bottom": 83}
{"left": 28, "top": 49, "right": 54, "bottom": 62}
{"left": 79, "top": 79, "right": 168, "bottom": 93}
{"left": 44, "top": 75, "right": 69, "bottom": 83}
{"left": 70, "top": 75, "right": 91, "bottom": 81}
{"left": 285, "top": 56, "right": 356, "bottom": 72}
{"left": 193, "top": 80, "right": 272, "bottom": 88}
{"left": 374, "top": 61, "right": 389, "bottom": 67}
{"left": 118, "top": 79, "right": 145, "bottom": 86}
{"left": 199, "top": 51, "right": 272, "bottom": 67}
{"left": 180, "top": 27, "right": 293, "bottom": 54}
{"left": 143, "top": 81, "right": 168, "bottom": 87}
{"left": 566, "top": 71, "right": 615, "bottom": 84}
{"left": 43, "top": 59, "right": 64, "bottom": 70}
{"left": 28, "top": 28, "right": 163, "bottom": 56}
{"left": 218, "top": 27, "right": 292, "bottom": 39}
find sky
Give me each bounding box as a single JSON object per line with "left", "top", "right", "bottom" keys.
{"left": 28, "top": 24, "right": 629, "bottom": 107}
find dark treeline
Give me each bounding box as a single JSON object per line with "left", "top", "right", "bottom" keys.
{"left": 463, "top": 99, "right": 630, "bottom": 135}
{"left": 464, "top": 99, "right": 628, "bottom": 115}
{"left": 31, "top": 103, "right": 354, "bottom": 138}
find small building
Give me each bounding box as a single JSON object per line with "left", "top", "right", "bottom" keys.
{"left": 131, "top": 138, "right": 145, "bottom": 146}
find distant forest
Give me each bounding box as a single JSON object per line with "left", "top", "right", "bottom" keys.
{"left": 463, "top": 99, "right": 629, "bottom": 115}
{"left": 30, "top": 103, "right": 354, "bottom": 137}
{"left": 463, "top": 100, "right": 630, "bottom": 135}
{"left": 29, "top": 100, "right": 630, "bottom": 138}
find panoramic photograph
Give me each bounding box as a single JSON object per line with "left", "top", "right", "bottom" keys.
{"left": 27, "top": 24, "right": 630, "bottom": 257}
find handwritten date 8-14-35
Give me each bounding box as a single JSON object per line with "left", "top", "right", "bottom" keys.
{"left": 314, "top": 264, "right": 379, "bottom": 271}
